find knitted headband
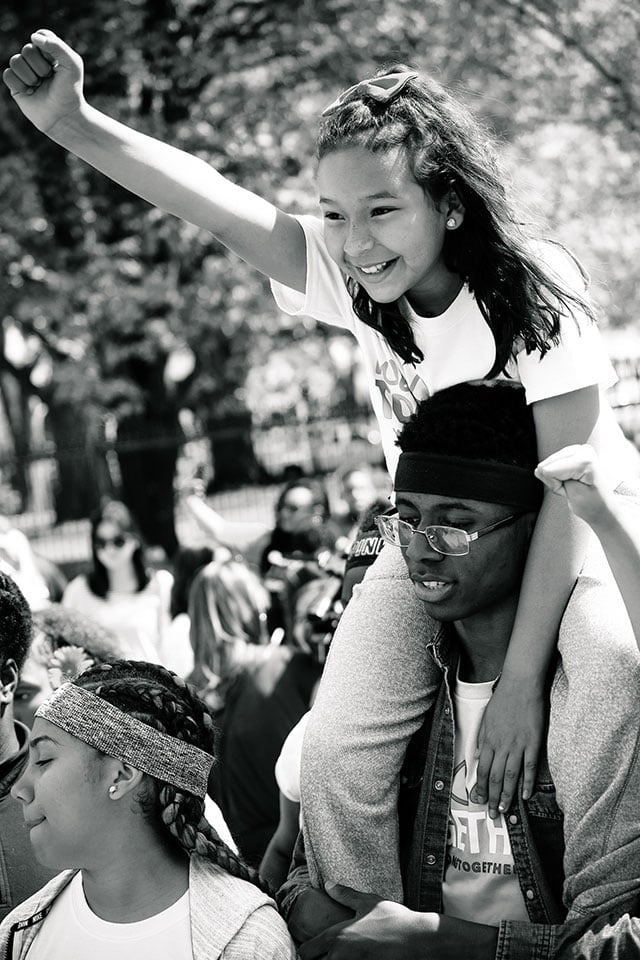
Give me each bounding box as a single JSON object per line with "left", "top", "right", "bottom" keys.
{"left": 395, "top": 453, "right": 543, "bottom": 510}
{"left": 36, "top": 683, "right": 214, "bottom": 797}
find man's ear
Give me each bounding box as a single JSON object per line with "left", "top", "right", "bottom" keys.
{"left": 0, "top": 659, "right": 19, "bottom": 706}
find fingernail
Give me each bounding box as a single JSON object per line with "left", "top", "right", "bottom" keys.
{"left": 522, "top": 789, "right": 530, "bottom": 801}
{"left": 489, "top": 807, "right": 498, "bottom": 819}
{"left": 498, "top": 803, "right": 505, "bottom": 813}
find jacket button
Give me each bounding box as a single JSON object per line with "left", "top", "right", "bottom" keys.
{"left": 509, "top": 814, "right": 518, "bottom": 825}
{"left": 426, "top": 854, "right": 436, "bottom": 865}
{"left": 526, "top": 889, "right": 535, "bottom": 900}
{"left": 444, "top": 705, "right": 451, "bottom": 715}
{"left": 434, "top": 780, "right": 445, "bottom": 791}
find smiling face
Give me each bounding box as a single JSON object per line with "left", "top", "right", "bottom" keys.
{"left": 396, "top": 491, "right": 534, "bottom": 630}
{"left": 11, "top": 719, "right": 112, "bottom": 870}
{"left": 317, "top": 145, "right": 460, "bottom": 314}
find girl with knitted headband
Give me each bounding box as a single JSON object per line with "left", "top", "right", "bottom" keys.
{"left": 4, "top": 34, "right": 639, "bottom": 906}
{"left": 1, "top": 660, "right": 295, "bottom": 960}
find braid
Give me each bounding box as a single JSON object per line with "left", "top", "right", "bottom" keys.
{"left": 160, "top": 785, "right": 272, "bottom": 895}
{"left": 73, "top": 659, "right": 271, "bottom": 895}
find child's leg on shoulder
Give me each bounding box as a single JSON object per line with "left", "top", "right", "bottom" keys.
{"left": 300, "top": 543, "right": 442, "bottom": 902}
{"left": 550, "top": 484, "right": 640, "bottom": 917}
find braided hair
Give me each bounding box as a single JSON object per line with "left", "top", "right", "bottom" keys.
{"left": 72, "top": 659, "right": 271, "bottom": 895}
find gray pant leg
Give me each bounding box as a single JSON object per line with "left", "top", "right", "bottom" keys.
{"left": 300, "top": 543, "right": 441, "bottom": 901}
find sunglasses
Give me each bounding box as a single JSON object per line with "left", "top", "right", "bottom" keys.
{"left": 375, "top": 512, "right": 523, "bottom": 556}
{"left": 94, "top": 534, "right": 128, "bottom": 550}
{"left": 321, "top": 71, "right": 418, "bottom": 117}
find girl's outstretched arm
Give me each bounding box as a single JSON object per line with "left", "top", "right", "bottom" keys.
{"left": 3, "top": 30, "right": 306, "bottom": 291}
{"left": 536, "top": 443, "right": 640, "bottom": 651}
{"left": 473, "top": 385, "right": 600, "bottom": 818}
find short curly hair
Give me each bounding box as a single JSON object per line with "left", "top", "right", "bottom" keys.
{"left": 0, "top": 572, "right": 33, "bottom": 671}
{"left": 397, "top": 380, "right": 538, "bottom": 469}
{"left": 31, "top": 604, "right": 124, "bottom": 663}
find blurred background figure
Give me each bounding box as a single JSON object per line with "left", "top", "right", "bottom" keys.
{"left": 165, "top": 544, "right": 215, "bottom": 679}
{"left": 209, "top": 630, "right": 323, "bottom": 870}
{"left": 13, "top": 604, "right": 125, "bottom": 729}
{"left": 259, "top": 502, "right": 386, "bottom": 890}
{"left": 0, "top": 518, "right": 63, "bottom": 611}
{"left": 182, "top": 476, "right": 342, "bottom": 642}
{"left": 61, "top": 500, "right": 180, "bottom": 667}
{"left": 186, "top": 554, "right": 271, "bottom": 708}
{"left": 183, "top": 476, "right": 340, "bottom": 573}
{"left": 334, "top": 464, "right": 379, "bottom": 532}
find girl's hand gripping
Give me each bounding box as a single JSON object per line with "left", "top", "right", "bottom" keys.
{"left": 472, "top": 680, "right": 544, "bottom": 818}
{"left": 3, "top": 30, "right": 85, "bottom": 135}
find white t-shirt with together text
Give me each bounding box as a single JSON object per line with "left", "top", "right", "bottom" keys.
{"left": 442, "top": 673, "right": 529, "bottom": 925}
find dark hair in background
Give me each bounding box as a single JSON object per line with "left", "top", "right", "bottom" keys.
{"left": 0, "top": 572, "right": 32, "bottom": 672}
{"left": 317, "top": 66, "right": 595, "bottom": 374}
{"left": 187, "top": 557, "right": 269, "bottom": 691}
{"left": 73, "top": 659, "right": 271, "bottom": 893}
{"left": 397, "top": 380, "right": 539, "bottom": 469}
{"left": 88, "top": 500, "right": 150, "bottom": 599}
{"left": 170, "top": 546, "right": 214, "bottom": 619}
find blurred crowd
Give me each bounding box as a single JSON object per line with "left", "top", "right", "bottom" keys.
{"left": 0, "top": 460, "right": 391, "bottom": 910}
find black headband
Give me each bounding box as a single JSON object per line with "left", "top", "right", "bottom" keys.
{"left": 394, "top": 453, "right": 543, "bottom": 510}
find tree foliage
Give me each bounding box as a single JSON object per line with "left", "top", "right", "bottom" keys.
{"left": 0, "top": 0, "right": 638, "bottom": 548}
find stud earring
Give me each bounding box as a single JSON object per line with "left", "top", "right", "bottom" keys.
{"left": 108, "top": 785, "right": 117, "bottom": 797}
{"left": 446, "top": 217, "right": 456, "bottom": 229}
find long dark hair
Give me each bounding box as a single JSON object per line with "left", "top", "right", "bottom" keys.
{"left": 73, "top": 659, "right": 271, "bottom": 894}
{"left": 316, "top": 67, "right": 595, "bottom": 375}
{"left": 87, "top": 500, "right": 150, "bottom": 598}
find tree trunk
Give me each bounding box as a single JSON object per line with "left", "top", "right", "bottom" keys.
{"left": 116, "top": 414, "right": 180, "bottom": 558}
{"left": 47, "top": 403, "right": 111, "bottom": 522}
{"left": 207, "top": 410, "right": 265, "bottom": 491}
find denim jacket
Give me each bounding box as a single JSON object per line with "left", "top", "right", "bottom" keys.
{"left": 399, "top": 627, "right": 565, "bottom": 928}
{"left": 401, "top": 628, "right": 572, "bottom": 960}
{"left": 280, "top": 625, "right": 640, "bottom": 959}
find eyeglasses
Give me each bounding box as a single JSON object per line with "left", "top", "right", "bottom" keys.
{"left": 95, "top": 534, "right": 127, "bottom": 550}
{"left": 375, "top": 512, "right": 523, "bottom": 556}
{"left": 321, "top": 71, "right": 418, "bottom": 117}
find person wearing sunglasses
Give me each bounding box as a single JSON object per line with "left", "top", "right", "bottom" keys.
{"left": 280, "top": 380, "right": 640, "bottom": 960}
{"left": 61, "top": 500, "right": 178, "bottom": 667}
{"left": 4, "top": 31, "right": 639, "bottom": 908}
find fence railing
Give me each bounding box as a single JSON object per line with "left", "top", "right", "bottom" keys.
{"left": 4, "top": 356, "right": 640, "bottom": 576}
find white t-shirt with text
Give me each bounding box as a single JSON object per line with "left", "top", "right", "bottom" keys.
{"left": 271, "top": 215, "right": 623, "bottom": 479}
{"left": 441, "top": 673, "right": 529, "bottom": 925}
